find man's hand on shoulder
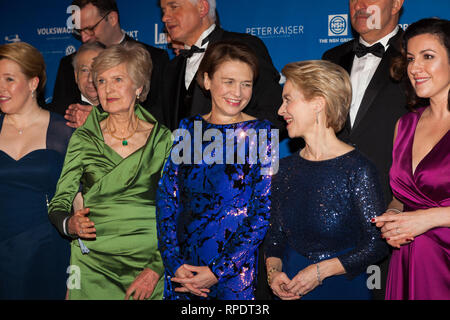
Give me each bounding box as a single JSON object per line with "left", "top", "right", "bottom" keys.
{"left": 65, "top": 103, "right": 93, "bottom": 128}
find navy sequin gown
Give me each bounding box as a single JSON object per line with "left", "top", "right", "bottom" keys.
{"left": 156, "top": 115, "right": 276, "bottom": 300}
{"left": 264, "top": 149, "right": 388, "bottom": 300}
{"left": 0, "top": 112, "right": 73, "bottom": 299}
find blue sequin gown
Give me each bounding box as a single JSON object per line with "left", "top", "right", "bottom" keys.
{"left": 264, "top": 149, "right": 389, "bottom": 300}
{"left": 0, "top": 112, "right": 73, "bottom": 299}
{"left": 156, "top": 115, "right": 276, "bottom": 300}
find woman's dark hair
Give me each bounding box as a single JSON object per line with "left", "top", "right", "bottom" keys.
{"left": 196, "top": 40, "right": 259, "bottom": 90}
{"left": 391, "top": 18, "right": 450, "bottom": 110}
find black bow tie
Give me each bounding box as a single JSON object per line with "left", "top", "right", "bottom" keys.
{"left": 179, "top": 45, "right": 206, "bottom": 58}
{"left": 354, "top": 42, "right": 385, "bottom": 58}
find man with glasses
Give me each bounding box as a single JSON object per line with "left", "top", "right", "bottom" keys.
{"left": 48, "top": 0, "right": 168, "bottom": 127}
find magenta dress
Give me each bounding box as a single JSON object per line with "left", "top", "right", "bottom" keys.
{"left": 386, "top": 106, "right": 450, "bottom": 300}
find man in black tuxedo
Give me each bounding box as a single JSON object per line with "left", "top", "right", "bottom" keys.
{"left": 159, "top": 0, "right": 282, "bottom": 299}
{"left": 48, "top": 0, "right": 168, "bottom": 127}
{"left": 54, "top": 42, "right": 104, "bottom": 127}
{"left": 322, "top": 0, "right": 407, "bottom": 299}
{"left": 158, "top": 0, "right": 283, "bottom": 131}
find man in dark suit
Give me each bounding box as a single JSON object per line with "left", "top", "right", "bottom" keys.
{"left": 53, "top": 42, "right": 104, "bottom": 127}
{"left": 159, "top": 0, "right": 282, "bottom": 299}
{"left": 48, "top": 0, "right": 168, "bottom": 127}
{"left": 322, "top": 0, "right": 407, "bottom": 299}
{"left": 159, "top": 0, "right": 283, "bottom": 131}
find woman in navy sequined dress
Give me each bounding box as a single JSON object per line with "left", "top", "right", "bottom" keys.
{"left": 264, "top": 61, "right": 388, "bottom": 300}
{"left": 156, "top": 41, "right": 276, "bottom": 300}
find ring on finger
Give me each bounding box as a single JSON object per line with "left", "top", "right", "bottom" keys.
{"left": 396, "top": 228, "right": 400, "bottom": 235}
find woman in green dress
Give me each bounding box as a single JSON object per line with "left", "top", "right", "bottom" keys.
{"left": 48, "top": 42, "right": 172, "bottom": 300}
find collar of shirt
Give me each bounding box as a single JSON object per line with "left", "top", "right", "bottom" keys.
{"left": 118, "top": 29, "right": 127, "bottom": 45}
{"left": 184, "top": 23, "right": 216, "bottom": 51}
{"left": 81, "top": 94, "right": 94, "bottom": 105}
{"left": 184, "top": 24, "right": 216, "bottom": 89}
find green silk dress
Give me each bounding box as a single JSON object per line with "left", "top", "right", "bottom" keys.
{"left": 49, "top": 105, "right": 173, "bottom": 300}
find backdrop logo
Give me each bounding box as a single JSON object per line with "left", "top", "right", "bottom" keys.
{"left": 125, "top": 30, "right": 139, "bottom": 41}
{"left": 66, "top": 45, "right": 76, "bottom": 56}
{"left": 246, "top": 25, "right": 304, "bottom": 39}
{"left": 154, "top": 24, "right": 167, "bottom": 45}
{"left": 5, "top": 34, "right": 21, "bottom": 43}
{"left": 328, "top": 14, "right": 348, "bottom": 36}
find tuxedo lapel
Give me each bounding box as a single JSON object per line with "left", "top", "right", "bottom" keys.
{"left": 351, "top": 53, "right": 390, "bottom": 132}
{"left": 339, "top": 42, "right": 355, "bottom": 75}
{"left": 206, "top": 26, "right": 224, "bottom": 45}
{"left": 165, "top": 56, "right": 187, "bottom": 130}
{"left": 338, "top": 42, "right": 356, "bottom": 137}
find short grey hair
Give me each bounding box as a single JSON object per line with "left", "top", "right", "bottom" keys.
{"left": 189, "top": 0, "right": 216, "bottom": 22}
{"left": 72, "top": 42, "right": 106, "bottom": 70}
{"left": 91, "top": 42, "right": 153, "bottom": 102}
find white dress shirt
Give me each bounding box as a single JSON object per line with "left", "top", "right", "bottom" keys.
{"left": 81, "top": 94, "right": 93, "bottom": 105}
{"left": 184, "top": 24, "right": 216, "bottom": 89}
{"left": 349, "top": 26, "right": 399, "bottom": 127}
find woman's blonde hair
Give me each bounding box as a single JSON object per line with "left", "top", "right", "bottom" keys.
{"left": 0, "top": 42, "right": 47, "bottom": 95}
{"left": 91, "top": 42, "right": 152, "bottom": 102}
{"left": 282, "top": 60, "right": 352, "bottom": 132}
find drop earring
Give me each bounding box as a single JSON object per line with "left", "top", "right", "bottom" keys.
{"left": 315, "top": 112, "right": 319, "bottom": 125}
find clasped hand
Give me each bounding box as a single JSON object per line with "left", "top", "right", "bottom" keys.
{"left": 372, "top": 209, "right": 432, "bottom": 248}
{"left": 270, "top": 264, "right": 320, "bottom": 300}
{"left": 171, "top": 264, "right": 218, "bottom": 298}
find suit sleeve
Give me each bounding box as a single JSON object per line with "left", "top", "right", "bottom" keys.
{"left": 48, "top": 54, "right": 80, "bottom": 116}
{"left": 142, "top": 46, "right": 169, "bottom": 123}
{"left": 242, "top": 36, "right": 284, "bottom": 130}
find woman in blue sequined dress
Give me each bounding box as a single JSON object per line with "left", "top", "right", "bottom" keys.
{"left": 156, "top": 41, "right": 276, "bottom": 300}
{"left": 264, "top": 61, "right": 388, "bottom": 300}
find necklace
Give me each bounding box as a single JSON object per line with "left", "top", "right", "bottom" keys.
{"left": 5, "top": 118, "right": 25, "bottom": 134}
{"left": 5, "top": 106, "right": 44, "bottom": 135}
{"left": 106, "top": 116, "right": 139, "bottom": 146}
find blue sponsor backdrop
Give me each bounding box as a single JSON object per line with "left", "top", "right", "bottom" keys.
{"left": 1, "top": 0, "right": 449, "bottom": 155}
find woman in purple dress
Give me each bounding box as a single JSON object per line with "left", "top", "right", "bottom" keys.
{"left": 373, "top": 18, "right": 450, "bottom": 300}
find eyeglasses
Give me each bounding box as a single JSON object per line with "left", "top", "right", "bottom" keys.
{"left": 72, "top": 12, "right": 110, "bottom": 36}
